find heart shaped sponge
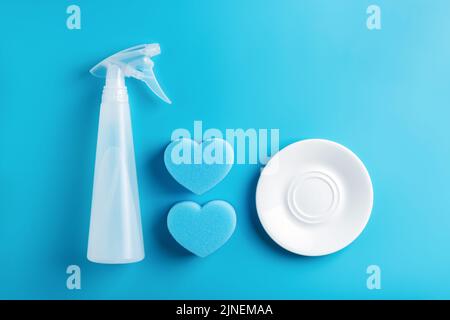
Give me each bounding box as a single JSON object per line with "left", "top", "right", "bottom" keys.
{"left": 164, "top": 138, "right": 234, "bottom": 195}
{"left": 167, "top": 200, "right": 237, "bottom": 257}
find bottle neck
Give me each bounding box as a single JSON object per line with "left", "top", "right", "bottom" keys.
{"left": 102, "top": 65, "right": 129, "bottom": 103}
{"left": 102, "top": 86, "right": 129, "bottom": 103}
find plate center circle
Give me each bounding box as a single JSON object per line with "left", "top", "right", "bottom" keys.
{"left": 287, "top": 171, "right": 340, "bottom": 224}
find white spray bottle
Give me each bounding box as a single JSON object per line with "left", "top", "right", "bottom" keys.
{"left": 88, "top": 44, "right": 171, "bottom": 264}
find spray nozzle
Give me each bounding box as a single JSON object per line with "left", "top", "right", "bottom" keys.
{"left": 90, "top": 44, "right": 171, "bottom": 104}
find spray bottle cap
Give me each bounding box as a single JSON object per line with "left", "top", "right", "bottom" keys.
{"left": 90, "top": 44, "right": 171, "bottom": 104}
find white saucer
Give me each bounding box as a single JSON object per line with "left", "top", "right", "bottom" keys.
{"left": 256, "top": 139, "right": 373, "bottom": 256}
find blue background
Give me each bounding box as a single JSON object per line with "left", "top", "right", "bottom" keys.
{"left": 0, "top": 0, "right": 449, "bottom": 299}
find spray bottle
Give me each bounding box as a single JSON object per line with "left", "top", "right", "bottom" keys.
{"left": 87, "top": 44, "right": 171, "bottom": 264}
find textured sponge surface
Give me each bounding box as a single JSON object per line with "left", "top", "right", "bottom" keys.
{"left": 167, "top": 201, "right": 237, "bottom": 257}
{"left": 164, "top": 138, "right": 234, "bottom": 195}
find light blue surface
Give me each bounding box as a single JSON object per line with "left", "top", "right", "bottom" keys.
{"left": 0, "top": 0, "right": 449, "bottom": 299}
{"left": 164, "top": 138, "right": 234, "bottom": 194}
{"left": 167, "top": 201, "right": 236, "bottom": 258}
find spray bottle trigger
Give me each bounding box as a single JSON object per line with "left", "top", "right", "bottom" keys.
{"left": 142, "top": 70, "right": 172, "bottom": 104}
{"left": 126, "top": 56, "right": 171, "bottom": 104}
{"left": 90, "top": 43, "right": 171, "bottom": 104}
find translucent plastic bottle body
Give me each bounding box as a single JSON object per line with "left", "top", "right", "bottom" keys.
{"left": 87, "top": 82, "right": 145, "bottom": 264}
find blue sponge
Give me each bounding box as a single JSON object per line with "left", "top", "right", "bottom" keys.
{"left": 167, "top": 200, "right": 236, "bottom": 257}
{"left": 164, "top": 138, "right": 234, "bottom": 195}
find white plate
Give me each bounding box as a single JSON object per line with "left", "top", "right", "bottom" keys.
{"left": 256, "top": 139, "right": 373, "bottom": 256}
